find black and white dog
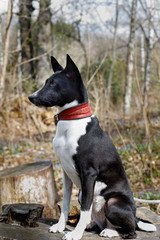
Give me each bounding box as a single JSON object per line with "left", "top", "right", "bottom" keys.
{"left": 29, "top": 55, "right": 156, "bottom": 240}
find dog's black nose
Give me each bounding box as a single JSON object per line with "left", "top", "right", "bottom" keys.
{"left": 28, "top": 95, "right": 34, "bottom": 103}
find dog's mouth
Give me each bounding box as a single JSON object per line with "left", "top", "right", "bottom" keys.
{"left": 28, "top": 96, "right": 44, "bottom": 107}
{"left": 28, "top": 95, "right": 39, "bottom": 106}
{"left": 28, "top": 95, "right": 55, "bottom": 108}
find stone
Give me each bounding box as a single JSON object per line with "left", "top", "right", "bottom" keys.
{"left": 0, "top": 203, "right": 44, "bottom": 227}
{"left": 136, "top": 206, "right": 160, "bottom": 224}
{"left": 58, "top": 200, "right": 80, "bottom": 225}
{"left": 0, "top": 221, "right": 159, "bottom": 240}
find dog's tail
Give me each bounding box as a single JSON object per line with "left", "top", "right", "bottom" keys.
{"left": 136, "top": 218, "right": 156, "bottom": 232}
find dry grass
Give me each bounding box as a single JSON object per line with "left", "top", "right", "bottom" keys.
{"left": 0, "top": 94, "right": 160, "bottom": 214}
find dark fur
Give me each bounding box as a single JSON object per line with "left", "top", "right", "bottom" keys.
{"left": 74, "top": 117, "right": 137, "bottom": 238}
{"left": 29, "top": 55, "right": 143, "bottom": 239}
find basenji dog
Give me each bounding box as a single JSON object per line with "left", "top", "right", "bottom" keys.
{"left": 28, "top": 55, "right": 156, "bottom": 240}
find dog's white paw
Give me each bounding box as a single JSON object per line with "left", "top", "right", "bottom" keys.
{"left": 49, "top": 222, "right": 65, "bottom": 233}
{"left": 62, "top": 230, "right": 82, "bottom": 240}
{"left": 100, "top": 228, "right": 119, "bottom": 238}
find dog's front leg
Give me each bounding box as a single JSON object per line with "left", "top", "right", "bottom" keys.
{"left": 63, "top": 173, "right": 96, "bottom": 240}
{"left": 49, "top": 170, "right": 72, "bottom": 233}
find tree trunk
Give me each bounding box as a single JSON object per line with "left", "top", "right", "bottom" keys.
{"left": 107, "top": 0, "right": 119, "bottom": 109}
{"left": 124, "top": 0, "right": 137, "bottom": 117}
{"left": 36, "top": 0, "right": 52, "bottom": 86}
{"left": 0, "top": 0, "right": 13, "bottom": 101}
{"left": 19, "top": 0, "right": 34, "bottom": 80}
{"left": 141, "top": 33, "right": 145, "bottom": 82}
{"left": 0, "top": 19, "right": 3, "bottom": 68}
{"left": 142, "top": 0, "right": 154, "bottom": 107}
{"left": 0, "top": 162, "right": 59, "bottom": 218}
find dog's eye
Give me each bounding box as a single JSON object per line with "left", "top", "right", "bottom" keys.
{"left": 50, "top": 82, "right": 56, "bottom": 87}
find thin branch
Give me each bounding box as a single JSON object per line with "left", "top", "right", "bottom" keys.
{"left": 16, "top": 46, "right": 57, "bottom": 67}
{"left": 87, "top": 51, "right": 108, "bottom": 86}
{"left": 134, "top": 197, "right": 160, "bottom": 204}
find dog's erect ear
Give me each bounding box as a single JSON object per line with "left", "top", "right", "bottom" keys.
{"left": 66, "top": 54, "right": 75, "bottom": 70}
{"left": 51, "top": 56, "right": 63, "bottom": 72}
{"left": 65, "top": 54, "right": 81, "bottom": 77}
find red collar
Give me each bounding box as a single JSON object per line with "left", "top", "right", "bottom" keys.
{"left": 54, "top": 103, "right": 92, "bottom": 125}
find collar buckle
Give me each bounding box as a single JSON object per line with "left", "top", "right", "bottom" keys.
{"left": 54, "top": 114, "right": 59, "bottom": 125}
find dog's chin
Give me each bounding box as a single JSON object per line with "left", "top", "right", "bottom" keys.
{"left": 28, "top": 98, "right": 52, "bottom": 108}
{"left": 34, "top": 102, "right": 53, "bottom": 108}
{"left": 33, "top": 103, "right": 45, "bottom": 107}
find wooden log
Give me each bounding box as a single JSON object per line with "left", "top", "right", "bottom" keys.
{"left": 0, "top": 162, "right": 59, "bottom": 218}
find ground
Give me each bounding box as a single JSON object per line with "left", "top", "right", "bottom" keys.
{"left": 0, "top": 219, "right": 160, "bottom": 240}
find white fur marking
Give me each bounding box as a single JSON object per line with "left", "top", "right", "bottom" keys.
{"left": 90, "top": 181, "right": 107, "bottom": 230}
{"left": 53, "top": 101, "right": 92, "bottom": 188}
{"left": 137, "top": 221, "right": 157, "bottom": 232}
{"left": 93, "top": 181, "right": 107, "bottom": 212}
{"left": 51, "top": 100, "right": 93, "bottom": 238}
{"left": 94, "top": 181, "right": 107, "bottom": 195}
{"left": 93, "top": 196, "right": 106, "bottom": 212}
{"left": 100, "top": 228, "right": 119, "bottom": 237}
{"left": 63, "top": 209, "right": 92, "bottom": 240}
{"left": 49, "top": 212, "right": 66, "bottom": 233}
{"left": 57, "top": 100, "right": 79, "bottom": 113}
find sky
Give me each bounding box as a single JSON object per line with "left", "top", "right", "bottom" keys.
{"left": 0, "top": 0, "right": 119, "bottom": 36}
{"left": 1, "top": 0, "right": 159, "bottom": 37}
{"left": 0, "top": 0, "right": 116, "bottom": 25}
{"left": 0, "top": 0, "right": 8, "bottom": 13}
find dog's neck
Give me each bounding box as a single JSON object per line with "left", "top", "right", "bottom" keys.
{"left": 54, "top": 100, "right": 92, "bottom": 125}
{"left": 57, "top": 100, "right": 80, "bottom": 114}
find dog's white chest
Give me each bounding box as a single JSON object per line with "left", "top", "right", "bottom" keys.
{"left": 53, "top": 118, "right": 91, "bottom": 188}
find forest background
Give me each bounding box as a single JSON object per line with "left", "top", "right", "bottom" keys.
{"left": 0, "top": 0, "right": 160, "bottom": 213}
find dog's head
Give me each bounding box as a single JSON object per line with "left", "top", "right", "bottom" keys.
{"left": 28, "top": 55, "right": 88, "bottom": 107}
